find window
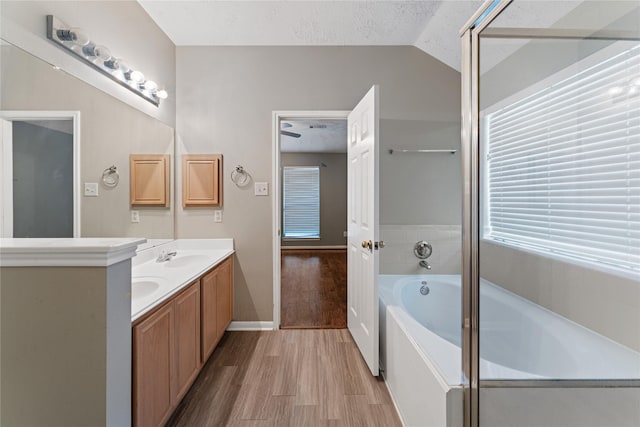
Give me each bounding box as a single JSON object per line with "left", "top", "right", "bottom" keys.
{"left": 483, "top": 45, "right": 639, "bottom": 273}
{"left": 283, "top": 166, "right": 320, "bottom": 239}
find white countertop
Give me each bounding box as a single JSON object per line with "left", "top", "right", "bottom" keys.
{"left": 131, "top": 239, "right": 234, "bottom": 322}
{"left": 0, "top": 238, "right": 146, "bottom": 267}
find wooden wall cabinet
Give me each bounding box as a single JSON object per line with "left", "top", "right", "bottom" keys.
{"left": 201, "top": 256, "right": 233, "bottom": 361}
{"left": 182, "top": 154, "right": 223, "bottom": 207}
{"left": 130, "top": 154, "right": 170, "bottom": 206}
{"left": 133, "top": 255, "right": 233, "bottom": 427}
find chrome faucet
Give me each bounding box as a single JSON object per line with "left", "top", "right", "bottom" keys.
{"left": 419, "top": 260, "right": 432, "bottom": 270}
{"left": 156, "top": 250, "right": 177, "bottom": 263}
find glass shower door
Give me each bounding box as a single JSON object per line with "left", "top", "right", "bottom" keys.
{"left": 465, "top": 0, "right": 640, "bottom": 426}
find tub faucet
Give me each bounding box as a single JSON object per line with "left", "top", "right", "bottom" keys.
{"left": 419, "top": 260, "right": 432, "bottom": 270}
{"left": 156, "top": 250, "right": 177, "bottom": 263}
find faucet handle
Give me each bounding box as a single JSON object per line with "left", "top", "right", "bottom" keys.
{"left": 414, "top": 241, "right": 433, "bottom": 259}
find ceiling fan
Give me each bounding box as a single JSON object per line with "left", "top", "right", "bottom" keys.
{"left": 280, "top": 122, "right": 328, "bottom": 138}
{"left": 280, "top": 122, "right": 300, "bottom": 138}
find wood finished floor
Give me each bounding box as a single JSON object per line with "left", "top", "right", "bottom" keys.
{"left": 281, "top": 249, "right": 347, "bottom": 329}
{"left": 167, "top": 329, "right": 402, "bottom": 427}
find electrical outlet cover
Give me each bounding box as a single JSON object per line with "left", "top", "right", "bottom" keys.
{"left": 254, "top": 182, "right": 269, "bottom": 196}
{"left": 84, "top": 182, "right": 99, "bottom": 197}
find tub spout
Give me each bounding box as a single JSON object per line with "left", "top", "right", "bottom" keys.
{"left": 419, "top": 260, "right": 432, "bottom": 270}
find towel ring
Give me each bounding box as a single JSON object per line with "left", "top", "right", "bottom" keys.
{"left": 102, "top": 165, "right": 119, "bottom": 188}
{"left": 231, "top": 165, "right": 250, "bottom": 187}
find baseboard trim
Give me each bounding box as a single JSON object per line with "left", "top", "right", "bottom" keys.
{"left": 227, "top": 321, "right": 275, "bottom": 331}
{"left": 281, "top": 245, "right": 347, "bottom": 250}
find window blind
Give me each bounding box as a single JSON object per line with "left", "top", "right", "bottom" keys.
{"left": 484, "top": 45, "right": 640, "bottom": 273}
{"left": 283, "top": 166, "right": 320, "bottom": 239}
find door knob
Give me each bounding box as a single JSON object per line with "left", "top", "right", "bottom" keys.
{"left": 375, "top": 241, "right": 385, "bottom": 250}
{"left": 361, "top": 240, "right": 373, "bottom": 250}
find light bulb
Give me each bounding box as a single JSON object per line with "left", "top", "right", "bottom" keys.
{"left": 156, "top": 89, "right": 168, "bottom": 100}
{"left": 82, "top": 44, "right": 111, "bottom": 61}
{"left": 93, "top": 45, "right": 112, "bottom": 60}
{"left": 128, "top": 70, "right": 145, "bottom": 84}
{"left": 144, "top": 80, "right": 158, "bottom": 92}
{"left": 69, "top": 28, "right": 90, "bottom": 46}
{"left": 119, "top": 61, "right": 131, "bottom": 73}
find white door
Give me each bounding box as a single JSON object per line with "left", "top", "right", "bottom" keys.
{"left": 347, "top": 85, "right": 380, "bottom": 376}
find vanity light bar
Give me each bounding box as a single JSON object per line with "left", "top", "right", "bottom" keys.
{"left": 46, "top": 15, "right": 167, "bottom": 106}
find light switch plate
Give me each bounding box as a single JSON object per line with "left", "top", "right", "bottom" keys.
{"left": 254, "top": 182, "right": 269, "bottom": 196}
{"left": 131, "top": 210, "right": 140, "bottom": 223}
{"left": 84, "top": 182, "right": 98, "bottom": 197}
{"left": 214, "top": 210, "right": 222, "bottom": 223}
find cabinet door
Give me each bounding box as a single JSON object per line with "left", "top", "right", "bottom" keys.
{"left": 182, "top": 154, "right": 223, "bottom": 207}
{"left": 200, "top": 267, "right": 219, "bottom": 362}
{"left": 216, "top": 258, "right": 233, "bottom": 342}
{"left": 130, "top": 154, "right": 170, "bottom": 206}
{"left": 133, "top": 303, "right": 174, "bottom": 427}
{"left": 174, "top": 283, "right": 202, "bottom": 402}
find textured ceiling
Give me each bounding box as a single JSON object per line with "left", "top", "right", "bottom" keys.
{"left": 280, "top": 119, "right": 347, "bottom": 153}
{"left": 138, "top": 1, "right": 631, "bottom": 74}
{"left": 138, "top": 0, "right": 484, "bottom": 70}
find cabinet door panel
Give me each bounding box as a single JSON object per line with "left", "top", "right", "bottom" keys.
{"left": 201, "top": 268, "right": 218, "bottom": 361}
{"left": 174, "top": 283, "right": 202, "bottom": 402}
{"left": 216, "top": 258, "right": 233, "bottom": 341}
{"left": 130, "top": 154, "right": 170, "bottom": 206}
{"left": 182, "top": 155, "right": 223, "bottom": 207}
{"left": 133, "top": 303, "right": 174, "bottom": 427}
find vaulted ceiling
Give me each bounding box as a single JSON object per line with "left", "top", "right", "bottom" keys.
{"left": 138, "top": 0, "right": 484, "bottom": 71}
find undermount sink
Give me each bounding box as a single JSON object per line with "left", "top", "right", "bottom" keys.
{"left": 132, "top": 277, "right": 164, "bottom": 298}
{"left": 162, "top": 254, "right": 209, "bottom": 268}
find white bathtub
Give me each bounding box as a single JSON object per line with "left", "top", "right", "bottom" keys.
{"left": 380, "top": 274, "right": 640, "bottom": 383}
{"left": 379, "top": 274, "right": 640, "bottom": 427}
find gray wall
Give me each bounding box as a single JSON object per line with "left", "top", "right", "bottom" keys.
{"left": 12, "top": 122, "right": 73, "bottom": 237}
{"left": 0, "top": 0, "right": 176, "bottom": 127}
{"left": 380, "top": 118, "right": 460, "bottom": 225}
{"left": 1, "top": 44, "right": 175, "bottom": 239}
{"left": 176, "top": 46, "right": 461, "bottom": 321}
{"left": 281, "top": 152, "right": 347, "bottom": 247}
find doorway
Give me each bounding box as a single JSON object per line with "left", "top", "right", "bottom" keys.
{"left": 0, "top": 111, "right": 80, "bottom": 237}
{"left": 272, "top": 111, "right": 349, "bottom": 329}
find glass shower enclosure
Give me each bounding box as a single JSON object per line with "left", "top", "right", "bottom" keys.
{"left": 461, "top": 1, "right": 640, "bottom": 426}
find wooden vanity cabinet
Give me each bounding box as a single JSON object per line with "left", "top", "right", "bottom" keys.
{"left": 201, "top": 256, "right": 234, "bottom": 361}
{"left": 133, "top": 302, "right": 174, "bottom": 427}
{"left": 174, "top": 284, "right": 202, "bottom": 402}
{"left": 133, "top": 255, "right": 233, "bottom": 427}
{"left": 133, "top": 281, "right": 201, "bottom": 427}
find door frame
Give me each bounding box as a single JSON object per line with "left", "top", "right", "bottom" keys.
{"left": 0, "top": 110, "right": 81, "bottom": 237}
{"left": 271, "top": 110, "right": 350, "bottom": 329}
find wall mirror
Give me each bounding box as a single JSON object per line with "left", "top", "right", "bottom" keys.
{"left": 0, "top": 39, "right": 175, "bottom": 242}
